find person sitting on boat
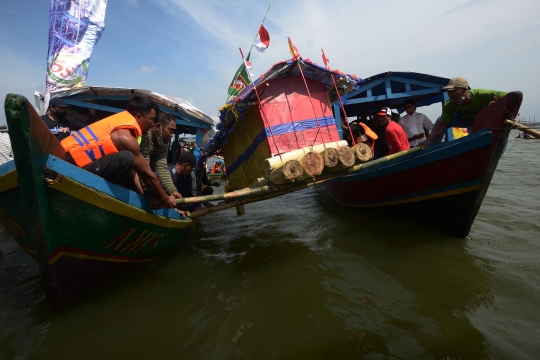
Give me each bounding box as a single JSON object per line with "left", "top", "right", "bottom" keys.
{"left": 0, "top": 127, "right": 13, "bottom": 165}
{"left": 41, "top": 97, "right": 87, "bottom": 141}
{"left": 139, "top": 112, "right": 184, "bottom": 202}
{"left": 350, "top": 123, "right": 378, "bottom": 157}
{"left": 399, "top": 99, "right": 433, "bottom": 147}
{"left": 169, "top": 151, "right": 198, "bottom": 211}
{"left": 375, "top": 107, "right": 409, "bottom": 156}
{"left": 420, "top": 77, "right": 507, "bottom": 147}
{"left": 60, "top": 95, "right": 177, "bottom": 210}
{"left": 196, "top": 157, "right": 220, "bottom": 196}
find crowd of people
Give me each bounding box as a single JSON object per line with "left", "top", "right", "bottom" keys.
{"left": 3, "top": 75, "right": 500, "bottom": 213}
{"left": 342, "top": 76, "right": 507, "bottom": 159}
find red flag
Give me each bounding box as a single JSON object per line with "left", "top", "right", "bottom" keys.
{"left": 287, "top": 37, "right": 301, "bottom": 60}
{"left": 321, "top": 49, "right": 331, "bottom": 70}
{"left": 253, "top": 25, "right": 270, "bottom": 52}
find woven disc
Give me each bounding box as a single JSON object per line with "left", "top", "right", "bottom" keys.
{"left": 338, "top": 146, "right": 355, "bottom": 167}
{"left": 352, "top": 143, "right": 372, "bottom": 163}
{"left": 283, "top": 160, "right": 304, "bottom": 180}
{"left": 322, "top": 148, "right": 339, "bottom": 168}
{"left": 301, "top": 151, "right": 324, "bottom": 176}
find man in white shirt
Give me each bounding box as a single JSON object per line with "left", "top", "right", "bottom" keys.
{"left": 0, "top": 127, "right": 13, "bottom": 165}
{"left": 399, "top": 99, "right": 433, "bottom": 147}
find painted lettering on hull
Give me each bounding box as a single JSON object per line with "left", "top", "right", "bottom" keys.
{"left": 103, "top": 228, "right": 165, "bottom": 255}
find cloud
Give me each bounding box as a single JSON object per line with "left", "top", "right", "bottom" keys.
{"left": 139, "top": 65, "right": 158, "bottom": 73}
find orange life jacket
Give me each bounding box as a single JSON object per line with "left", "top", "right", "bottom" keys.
{"left": 61, "top": 111, "right": 142, "bottom": 168}
{"left": 355, "top": 123, "right": 378, "bottom": 154}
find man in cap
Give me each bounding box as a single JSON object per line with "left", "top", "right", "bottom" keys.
{"left": 41, "top": 97, "right": 86, "bottom": 141}
{"left": 420, "top": 77, "right": 507, "bottom": 147}
{"left": 375, "top": 107, "right": 409, "bottom": 156}
{"left": 169, "top": 151, "right": 197, "bottom": 199}
{"left": 399, "top": 99, "right": 433, "bottom": 147}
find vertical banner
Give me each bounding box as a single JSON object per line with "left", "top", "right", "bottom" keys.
{"left": 46, "top": 0, "right": 108, "bottom": 93}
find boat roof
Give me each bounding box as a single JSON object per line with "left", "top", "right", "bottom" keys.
{"left": 342, "top": 71, "right": 451, "bottom": 116}
{"left": 205, "top": 58, "right": 361, "bottom": 155}
{"left": 35, "top": 86, "right": 214, "bottom": 132}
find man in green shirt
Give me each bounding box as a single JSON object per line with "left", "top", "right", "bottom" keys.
{"left": 420, "top": 77, "right": 507, "bottom": 147}
{"left": 140, "top": 112, "right": 182, "bottom": 206}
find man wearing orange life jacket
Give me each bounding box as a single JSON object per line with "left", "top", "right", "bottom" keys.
{"left": 60, "top": 95, "right": 177, "bottom": 210}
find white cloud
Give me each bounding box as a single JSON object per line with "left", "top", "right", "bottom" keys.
{"left": 139, "top": 65, "right": 158, "bottom": 73}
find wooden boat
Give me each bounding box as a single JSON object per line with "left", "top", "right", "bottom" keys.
{"left": 203, "top": 56, "right": 359, "bottom": 192}
{"left": 322, "top": 72, "right": 522, "bottom": 237}
{"left": 2, "top": 90, "right": 213, "bottom": 311}
{"left": 198, "top": 69, "right": 522, "bottom": 238}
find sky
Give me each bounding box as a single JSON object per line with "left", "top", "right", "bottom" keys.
{"left": 1, "top": 0, "right": 540, "bottom": 127}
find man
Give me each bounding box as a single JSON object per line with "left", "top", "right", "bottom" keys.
{"left": 0, "top": 126, "right": 13, "bottom": 165}
{"left": 420, "top": 77, "right": 507, "bottom": 147}
{"left": 196, "top": 157, "right": 220, "bottom": 196}
{"left": 399, "top": 99, "right": 433, "bottom": 147}
{"left": 140, "top": 112, "right": 182, "bottom": 199}
{"left": 169, "top": 152, "right": 197, "bottom": 212}
{"left": 350, "top": 122, "right": 378, "bottom": 157}
{"left": 60, "top": 95, "right": 176, "bottom": 210}
{"left": 375, "top": 107, "right": 409, "bottom": 156}
{"left": 41, "top": 98, "right": 86, "bottom": 141}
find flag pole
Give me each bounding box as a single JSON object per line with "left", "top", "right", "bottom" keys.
{"left": 247, "top": 2, "right": 272, "bottom": 57}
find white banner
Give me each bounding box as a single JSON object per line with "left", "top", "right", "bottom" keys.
{"left": 46, "top": 0, "right": 108, "bottom": 93}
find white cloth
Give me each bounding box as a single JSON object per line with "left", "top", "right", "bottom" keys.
{"left": 399, "top": 112, "right": 433, "bottom": 147}
{"left": 0, "top": 132, "right": 13, "bottom": 165}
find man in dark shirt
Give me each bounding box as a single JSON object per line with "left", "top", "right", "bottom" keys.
{"left": 169, "top": 151, "right": 197, "bottom": 212}
{"left": 40, "top": 97, "right": 86, "bottom": 141}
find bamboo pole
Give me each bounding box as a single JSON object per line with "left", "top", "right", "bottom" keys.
{"left": 184, "top": 146, "right": 423, "bottom": 216}
{"left": 504, "top": 119, "right": 540, "bottom": 139}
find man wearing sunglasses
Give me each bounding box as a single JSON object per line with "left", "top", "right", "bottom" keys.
{"left": 419, "top": 77, "right": 507, "bottom": 147}
{"left": 399, "top": 99, "right": 433, "bottom": 147}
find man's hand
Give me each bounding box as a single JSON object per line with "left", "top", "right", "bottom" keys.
{"left": 170, "top": 190, "right": 182, "bottom": 199}
{"left": 418, "top": 140, "right": 429, "bottom": 148}
{"left": 490, "top": 95, "right": 503, "bottom": 105}
{"left": 162, "top": 195, "right": 177, "bottom": 209}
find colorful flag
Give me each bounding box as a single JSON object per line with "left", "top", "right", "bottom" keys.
{"left": 46, "top": 0, "right": 108, "bottom": 93}
{"left": 227, "top": 61, "right": 252, "bottom": 97}
{"left": 287, "top": 37, "right": 301, "bottom": 60}
{"left": 321, "top": 49, "right": 331, "bottom": 70}
{"left": 253, "top": 24, "right": 270, "bottom": 53}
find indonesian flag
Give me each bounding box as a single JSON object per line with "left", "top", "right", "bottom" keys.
{"left": 253, "top": 25, "right": 270, "bottom": 53}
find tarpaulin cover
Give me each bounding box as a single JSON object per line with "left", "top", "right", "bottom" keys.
{"left": 260, "top": 75, "right": 340, "bottom": 154}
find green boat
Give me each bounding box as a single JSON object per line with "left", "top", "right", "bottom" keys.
{"left": 2, "top": 92, "right": 211, "bottom": 311}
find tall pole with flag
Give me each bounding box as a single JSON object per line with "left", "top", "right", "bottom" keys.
{"left": 227, "top": 2, "right": 272, "bottom": 100}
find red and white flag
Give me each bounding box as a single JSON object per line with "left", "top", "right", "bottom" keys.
{"left": 253, "top": 24, "right": 270, "bottom": 53}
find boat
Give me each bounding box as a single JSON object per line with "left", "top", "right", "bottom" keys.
{"left": 321, "top": 72, "right": 522, "bottom": 237}
{"left": 2, "top": 88, "right": 213, "bottom": 311}
{"left": 198, "top": 68, "right": 522, "bottom": 237}
{"left": 202, "top": 55, "right": 360, "bottom": 192}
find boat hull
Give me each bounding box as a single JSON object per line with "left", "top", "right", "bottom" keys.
{"left": 5, "top": 94, "right": 193, "bottom": 310}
